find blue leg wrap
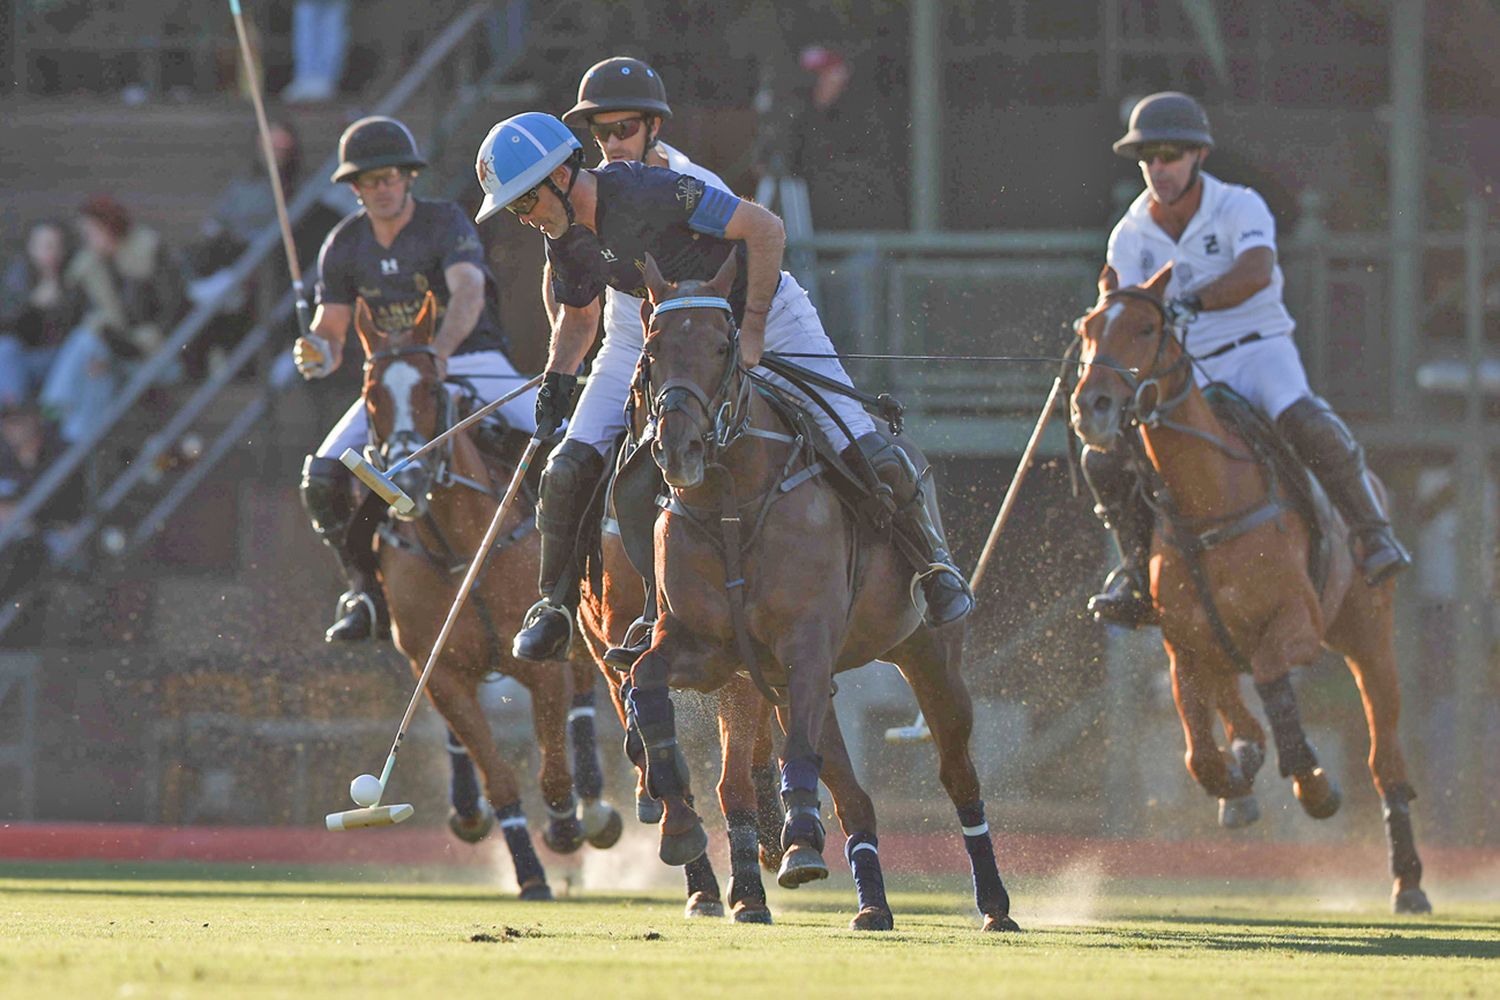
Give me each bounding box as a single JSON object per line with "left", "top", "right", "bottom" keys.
{"left": 495, "top": 800, "right": 546, "bottom": 887}
{"left": 446, "top": 729, "right": 481, "bottom": 818}
{"left": 1383, "top": 784, "right": 1423, "bottom": 881}
{"left": 630, "top": 685, "right": 688, "bottom": 800}
{"left": 727, "top": 810, "right": 767, "bottom": 907}
{"left": 1253, "top": 674, "right": 1318, "bottom": 778}
{"left": 845, "top": 831, "right": 889, "bottom": 914}
{"left": 685, "top": 851, "right": 720, "bottom": 899}
{"left": 957, "top": 801, "right": 1009, "bottom": 917}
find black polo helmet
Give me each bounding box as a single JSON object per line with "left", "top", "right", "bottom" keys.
{"left": 331, "top": 116, "right": 428, "bottom": 183}
{"left": 562, "top": 57, "right": 672, "bottom": 127}
{"left": 1113, "top": 92, "right": 1214, "bottom": 159}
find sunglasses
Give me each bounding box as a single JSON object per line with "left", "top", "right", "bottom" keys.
{"left": 588, "top": 117, "right": 646, "bottom": 142}
{"left": 1136, "top": 144, "right": 1192, "bottom": 165}
{"left": 505, "top": 186, "right": 541, "bottom": 216}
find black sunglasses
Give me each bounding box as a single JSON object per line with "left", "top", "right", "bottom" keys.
{"left": 1136, "top": 144, "right": 1193, "bottom": 165}
{"left": 588, "top": 117, "right": 646, "bottom": 142}
{"left": 505, "top": 186, "right": 541, "bottom": 215}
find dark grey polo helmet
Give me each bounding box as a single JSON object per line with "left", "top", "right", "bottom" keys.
{"left": 562, "top": 57, "right": 672, "bottom": 127}
{"left": 331, "top": 116, "right": 428, "bottom": 183}
{"left": 1113, "top": 92, "right": 1214, "bottom": 159}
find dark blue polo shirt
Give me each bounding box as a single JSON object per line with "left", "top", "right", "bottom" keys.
{"left": 544, "top": 161, "right": 749, "bottom": 319}
{"left": 316, "top": 198, "right": 507, "bottom": 355}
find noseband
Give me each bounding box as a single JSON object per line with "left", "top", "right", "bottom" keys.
{"left": 364, "top": 343, "right": 455, "bottom": 495}
{"left": 1079, "top": 288, "right": 1194, "bottom": 429}
{"left": 643, "top": 295, "right": 753, "bottom": 455}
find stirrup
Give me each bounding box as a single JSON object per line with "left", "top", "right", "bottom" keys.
{"left": 909, "top": 562, "right": 973, "bottom": 626}
{"left": 326, "top": 590, "right": 379, "bottom": 642}
{"left": 603, "top": 616, "right": 653, "bottom": 671}
{"left": 512, "top": 598, "right": 574, "bottom": 659}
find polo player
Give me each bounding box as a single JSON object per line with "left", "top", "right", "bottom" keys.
{"left": 293, "top": 116, "right": 537, "bottom": 641}
{"left": 1084, "top": 91, "right": 1411, "bottom": 628}
{"left": 474, "top": 110, "right": 974, "bottom": 664}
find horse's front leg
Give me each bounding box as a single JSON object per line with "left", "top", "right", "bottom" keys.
{"left": 1249, "top": 611, "right": 1342, "bottom": 820}
{"left": 1169, "top": 646, "right": 1240, "bottom": 801}
{"left": 771, "top": 618, "right": 838, "bottom": 890}
{"left": 1209, "top": 671, "right": 1265, "bottom": 829}
{"left": 817, "top": 702, "right": 893, "bottom": 931}
{"left": 716, "top": 676, "right": 773, "bottom": 923}
{"left": 629, "top": 616, "right": 710, "bottom": 867}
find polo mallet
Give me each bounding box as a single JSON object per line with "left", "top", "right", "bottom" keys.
{"left": 885, "top": 372, "right": 1068, "bottom": 745}
{"left": 228, "top": 0, "right": 312, "bottom": 340}
{"left": 339, "top": 373, "right": 544, "bottom": 515}
{"left": 326, "top": 435, "right": 547, "bottom": 831}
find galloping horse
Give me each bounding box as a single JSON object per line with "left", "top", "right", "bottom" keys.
{"left": 353, "top": 293, "right": 621, "bottom": 897}
{"left": 625, "top": 253, "right": 1019, "bottom": 932}
{"left": 1070, "top": 265, "right": 1430, "bottom": 913}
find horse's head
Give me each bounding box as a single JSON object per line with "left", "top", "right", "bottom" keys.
{"left": 356, "top": 291, "right": 448, "bottom": 521}
{"left": 1070, "top": 263, "right": 1187, "bottom": 451}
{"left": 640, "top": 252, "right": 741, "bottom": 489}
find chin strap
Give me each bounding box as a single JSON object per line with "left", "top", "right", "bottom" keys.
{"left": 545, "top": 162, "right": 580, "bottom": 227}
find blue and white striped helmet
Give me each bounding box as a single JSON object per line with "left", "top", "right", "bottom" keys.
{"left": 474, "top": 112, "right": 582, "bottom": 223}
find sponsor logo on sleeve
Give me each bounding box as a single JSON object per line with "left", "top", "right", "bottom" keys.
{"left": 1240, "top": 228, "right": 1265, "bottom": 240}
{"left": 675, "top": 176, "right": 701, "bottom": 213}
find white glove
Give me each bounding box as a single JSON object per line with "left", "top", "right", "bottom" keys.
{"left": 294, "top": 333, "right": 336, "bottom": 380}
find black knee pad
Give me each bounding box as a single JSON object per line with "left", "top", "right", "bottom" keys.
{"left": 300, "top": 455, "right": 353, "bottom": 542}
{"left": 536, "top": 439, "right": 606, "bottom": 537}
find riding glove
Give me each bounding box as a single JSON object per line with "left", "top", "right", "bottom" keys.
{"left": 294, "top": 333, "right": 335, "bottom": 379}
{"left": 535, "top": 371, "right": 579, "bottom": 437}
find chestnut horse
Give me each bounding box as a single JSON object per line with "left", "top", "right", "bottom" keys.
{"left": 352, "top": 295, "right": 621, "bottom": 898}
{"left": 625, "top": 254, "right": 1019, "bottom": 932}
{"left": 1070, "top": 265, "right": 1430, "bottom": 914}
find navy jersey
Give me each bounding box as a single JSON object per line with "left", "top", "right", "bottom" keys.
{"left": 316, "top": 198, "right": 506, "bottom": 354}
{"left": 545, "top": 161, "right": 749, "bottom": 319}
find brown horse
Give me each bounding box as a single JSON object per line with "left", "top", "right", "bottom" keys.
{"left": 624, "top": 254, "right": 1019, "bottom": 932}
{"left": 1070, "top": 265, "right": 1430, "bottom": 914}
{"left": 353, "top": 294, "right": 621, "bottom": 897}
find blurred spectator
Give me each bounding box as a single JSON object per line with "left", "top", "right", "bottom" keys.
{"left": 0, "top": 399, "right": 80, "bottom": 643}
{"left": 0, "top": 220, "right": 81, "bottom": 408}
{"left": 39, "top": 195, "right": 186, "bottom": 443}
{"left": 282, "top": 0, "right": 350, "bottom": 103}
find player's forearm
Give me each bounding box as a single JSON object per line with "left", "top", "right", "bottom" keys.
{"left": 547, "top": 303, "right": 599, "bottom": 373}
{"left": 542, "top": 262, "right": 562, "bottom": 327}
{"left": 1192, "top": 247, "right": 1274, "bottom": 311}
{"left": 433, "top": 288, "right": 483, "bottom": 356}
{"left": 739, "top": 216, "right": 785, "bottom": 359}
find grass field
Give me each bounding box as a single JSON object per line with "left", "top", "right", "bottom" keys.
{"left": 1, "top": 863, "right": 1497, "bottom": 999}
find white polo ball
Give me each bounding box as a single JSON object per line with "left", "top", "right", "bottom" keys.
{"left": 350, "top": 773, "right": 383, "bottom": 807}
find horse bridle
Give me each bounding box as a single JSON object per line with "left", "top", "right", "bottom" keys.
{"left": 1078, "top": 287, "right": 1254, "bottom": 463}
{"left": 642, "top": 295, "right": 754, "bottom": 460}
{"left": 363, "top": 343, "right": 457, "bottom": 496}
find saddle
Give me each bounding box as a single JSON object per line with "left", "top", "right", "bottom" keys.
{"left": 1200, "top": 383, "right": 1335, "bottom": 595}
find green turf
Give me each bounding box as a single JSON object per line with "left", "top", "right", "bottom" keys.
{"left": 0, "top": 867, "right": 1496, "bottom": 999}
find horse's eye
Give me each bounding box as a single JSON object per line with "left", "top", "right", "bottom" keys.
{"left": 1137, "top": 325, "right": 1156, "bottom": 337}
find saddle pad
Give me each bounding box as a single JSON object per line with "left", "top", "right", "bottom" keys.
{"left": 1202, "top": 383, "right": 1334, "bottom": 594}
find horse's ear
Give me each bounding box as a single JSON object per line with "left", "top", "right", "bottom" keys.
{"left": 1098, "top": 264, "right": 1119, "bottom": 296}
{"left": 640, "top": 297, "right": 653, "bottom": 332}
{"left": 1143, "top": 262, "right": 1174, "bottom": 299}
{"left": 412, "top": 291, "right": 437, "bottom": 344}
{"left": 707, "top": 251, "right": 737, "bottom": 299}
{"left": 353, "top": 298, "right": 381, "bottom": 353}
{"left": 643, "top": 253, "right": 669, "bottom": 304}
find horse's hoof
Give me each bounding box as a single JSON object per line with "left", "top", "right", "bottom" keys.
{"left": 982, "top": 914, "right": 1022, "bottom": 933}
{"left": 586, "top": 807, "right": 624, "bottom": 850}
{"left": 518, "top": 880, "right": 553, "bottom": 902}
{"left": 776, "top": 845, "right": 830, "bottom": 889}
{"left": 1293, "top": 767, "right": 1342, "bottom": 819}
{"left": 849, "top": 906, "right": 894, "bottom": 931}
{"left": 1218, "top": 794, "right": 1261, "bottom": 829}
{"left": 1231, "top": 738, "right": 1265, "bottom": 785}
{"left": 659, "top": 821, "right": 709, "bottom": 867}
{"left": 683, "top": 890, "right": 725, "bottom": 919}
{"left": 447, "top": 805, "right": 494, "bottom": 844}
{"left": 543, "top": 817, "right": 586, "bottom": 855}
{"left": 1393, "top": 886, "right": 1433, "bottom": 915}
{"left": 636, "top": 794, "right": 664, "bottom": 824}
{"left": 732, "top": 900, "right": 774, "bottom": 924}
{"left": 758, "top": 841, "right": 784, "bottom": 873}
{"left": 578, "top": 798, "right": 615, "bottom": 839}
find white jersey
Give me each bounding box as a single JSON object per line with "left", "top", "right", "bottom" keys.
{"left": 601, "top": 142, "right": 731, "bottom": 339}
{"left": 1107, "top": 171, "right": 1295, "bottom": 356}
